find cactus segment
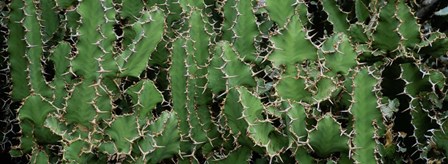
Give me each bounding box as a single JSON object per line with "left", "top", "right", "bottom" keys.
{"left": 418, "top": 32, "right": 448, "bottom": 57}
{"left": 221, "top": 0, "right": 237, "bottom": 42}
{"left": 105, "top": 115, "right": 139, "bottom": 154}
{"left": 223, "top": 88, "right": 249, "bottom": 136}
{"left": 169, "top": 38, "right": 189, "bottom": 137}
{"left": 269, "top": 15, "right": 317, "bottom": 67}
{"left": 40, "top": 0, "right": 59, "bottom": 42}
{"left": 99, "top": 0, "right": 119, "bottom": 78}
{"left": 44, "top": 114, "right": 72, "bottom": 140}
{"left": 208, "top": 43, "right": 227, "bottom": 94}
{"left": 23, "top": 0, "right": 51, "bottom": 97}
{"left": 120, "top": 0, "right": 144, "bottom": 23}
{"left": 126, "top": 80, "right": 163, "bottom": 120}
{"left": 19, "top": 95, "right": 55, "bottom": 127}
{"left": 62, "top": 140, "right": 97, "bottom": 163}
{"left": 138, "top": 111, "right": 180, "bottom": 163}
{"left": 30, "top": 149, "right": 49, "bottom": 163}
{"left": 17, "top": 95, "right": 58, "bottom": 154}
{"left": 120, "top": 9, "right": 165, "bottom": 77}
{"left": 50, "top": 42, "right": 71, "bottom": 107}
{"left": 232, "top": 0, "right": 259, "bottom": 62}
{"left": 294, "top": 147, "right": 314, "bottom": 163}
{"left": 8, "top": 0, "right": 30, "bottom": 100}
{"left": 64, "top": 82, "right": 96, "bottom": 129}
{"left": 322, "top": 0, "right": 349, "bottom": 33}
{"left": 71, "top": 0, "right": 105, "bottom": 80}
{"left": 322, "top": 33, "right": 357, "bottom": 76}
{"left": 285, "top": 102, "right": 308, "bottom": 143}
{"left": 265, "top": 0, "right": 296, "bottom": 27}
{"left": 430, "top": 121, "right": 448, "bottom": 156}
{"left": 396, "top": 0, "right": 421, "bottom": 48}
{"left": 275, "top": 60, "right": 312, "bottom": 102}
{"left": 308, "top": 114, "right": 349, "bottom": 157}
{"left": 276, "top": 73, "right": 310, "bottom": 102}
{"left": 209, "top": 41, "right": 256, "bottom": 94}
{"left": 372, "top": 1, "right": 400, "bottom": 51}
{"left": 355, "top": 0, "right": 370, "bottom": 22}
{"left": 400, "top": 63, "right": 446, "bottom": 152}
{"left": 349, "top": 68, "right": 383, "bottom": 163}
{"left": 183, "top": 9, "right": 218, "bottom": 147}
{"left": 238, "top": 87, "right": 287, "bottom": 157}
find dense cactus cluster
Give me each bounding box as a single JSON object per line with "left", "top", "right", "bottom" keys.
{"left": 1, "top": 0, "right": 448, "bottom": 163}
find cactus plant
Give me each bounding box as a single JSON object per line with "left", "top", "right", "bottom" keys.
{"left": 2, "top": 0, "right": 448, "bottom": 163}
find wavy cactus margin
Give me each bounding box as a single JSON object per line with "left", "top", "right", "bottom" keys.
{"left": 1, "top": 0, "right": 448, "bottom": 163}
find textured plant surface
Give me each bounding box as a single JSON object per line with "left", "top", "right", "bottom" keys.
{"left": 1, "top": 0, "right": 448, "bottom": 163}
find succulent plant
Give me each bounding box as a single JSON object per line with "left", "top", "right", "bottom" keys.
{"left": 1, "top": 0, "right": 448, "bottom": 163}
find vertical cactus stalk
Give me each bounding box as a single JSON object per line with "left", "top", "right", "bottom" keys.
{"left": 349, "top": 68, "right": 384, "bottom": 163}
{"left": 8, "top": 0, "right": 30, "bottom": 100}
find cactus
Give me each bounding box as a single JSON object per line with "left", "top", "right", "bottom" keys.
{"left": 2, "top": 0, "right": 448, "bottom": 163}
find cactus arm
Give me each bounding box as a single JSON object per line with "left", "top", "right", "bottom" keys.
{"left": 396, "top": 1, "right": 421, "bottom": 48}
{"left": 120, "top": 0, "right": 144, "bottom": 23}
{"left": 349, "top": 68, "right": 383, "bottom": 163}
{"left": 64, "top": 82, "right": 96, "bottom": 129}
{"left": 30, "top": 149, "right": 49, "bottom": 163}
{"left": 105, "top": 115, "right": 139, "bottom": 154}
{"left": 322, "top": 0, "right": 349, "bottom": 33}
{"left": 313, "top": 77, "right": 337, "bottom": 102}
{"left": 430, "top": 121, "right": 448, "bottom": 156}
{"left": 62, "top": 140, "right": 98, "bottom": 163}
{"left": 99, "top": 0, "right": 119, "bottom": 78}
{"left": 238, "top": 87, "right": 287, "bottom": 157}
{"left": 19, "top": 95, "right": 56, "bottom": 127}
{"left": 142, "top": 111, "right": 180, "bottom": 163}
{"left": 276, "top": 71, "right": 311, "bottom": 102}
{"left": 184, "top": 9, "right": 219, "bottom": 148}
{"left": 285, "top": 102, "right": 309, "bottom": 161}
{"left": 71, "top": 0, "right": 104, "bottom": 80}
{"left": 400, "top": 63, "right": 445, "bottom": 152}
{"left": 308, "top": 114, "right": 349, "bottom": 157}
{"left": 169, "top": 38, "right": 190, "bottom": 142}
{"left": 348, "top": 24, "right": 369, "bottom": 43}
{"left": 417, "top": 32, "right": 448, "bottom": 58}
{"left": 221, "top": 0, "right": 237, "bottom": 42}
{"left": 294, "top": 147, "right": 314, "bottom": 164}
{"left": 44, "top": 114, "right": 73, "bottom": 141}
{"left": 50, "top": 42, "right": 71, "bottom": 107}
{"left": 40, "top": 0, "right": 59, "bottom": 42}
{"left": 125, "top": 80, "right": 163, "bottom": 121}
{"left": 179, "top": 0, "right": 204, "bottom": 11}
{"left": 355, "top": 0, "right": 370, "bottom": 22}
{"left": 269, "top": 15, "right": 317, "bottom": 67}
{"left": 120, "top": 9, "right": 165, "bottom": 77}
{"left": 372, "top": 1, "right": 400, "bottom": 51}
{"left": 223, "top": 88, "right": 250, "bottom": 139}
{"left": 17, "top": 95, "right": 57, "bottom": 154}
{"left": 209, "top": 41, "right": 256, "bottom": 94}
{"left": 55, "top": 0, "right": 76, "bottom": 9}
{"left": 208, "top": 42, "right": 227, "bottom": 94}
{"left": 322, "top": 33, "right": 357, "bottom": 76}
{"left": 232, "top": 0, "right": 259, "bottom": 62}
{"left": 23, "top": 0, "right": 51, "bottom": 97}
{"left": 7, "top": 0, "right": 30, "bottom": 100}
{"left": 265, "top": 0, "right": 296, "bottom": 27}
